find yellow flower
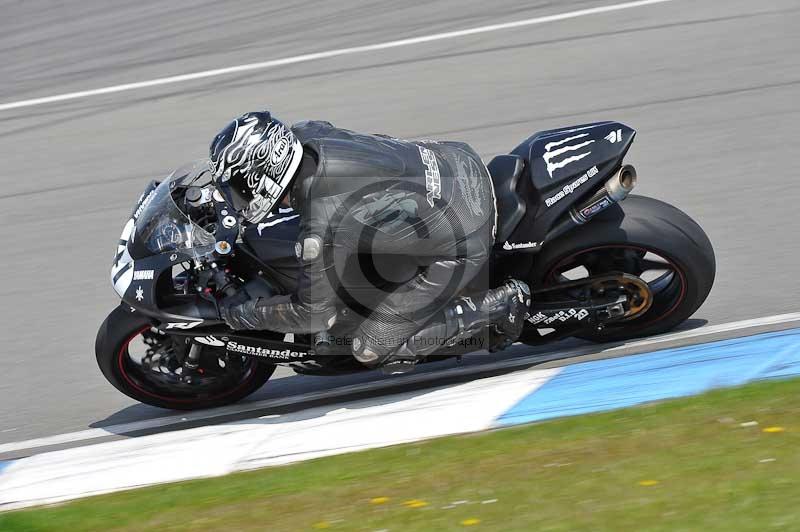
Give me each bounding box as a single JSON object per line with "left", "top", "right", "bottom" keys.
{"left": 638, "top": 480, "right": 659, "bottom": 486}
{"left": 461, "top": 518, "right": 481, "bottom": 526}
{"left": 763, "top": 426, "right": 785, "bottom": 433}
{"left": 403, "top": 499, "right": 429, "bottom": 508}
{"left": 370, "top": 497, "right": 390, "bottom": 505}
{"left": 312, "top": 521, "right": 330, "bottom": 529}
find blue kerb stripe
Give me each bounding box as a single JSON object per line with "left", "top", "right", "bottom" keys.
{"left": 0, "top": 460, "right": 11, "bottom": 475}
{"left": 497, "top": 328, "right": 800, "bottom": 426}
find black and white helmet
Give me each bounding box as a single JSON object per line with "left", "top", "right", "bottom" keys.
{"left": 209, "top": 111, "right": 303, "bottom": 223}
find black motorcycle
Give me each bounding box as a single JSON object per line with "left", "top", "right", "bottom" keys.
{"left": 96, "top": 121, "right": 715, "bottom": 410}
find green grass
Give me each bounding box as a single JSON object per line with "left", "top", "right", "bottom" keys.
{"left": 3, "top": 378, "right": 800, "bottom": 531}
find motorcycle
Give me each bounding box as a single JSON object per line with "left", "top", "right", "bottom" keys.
{"left": 96, "top": 121, "right": 715, "bottom": 410}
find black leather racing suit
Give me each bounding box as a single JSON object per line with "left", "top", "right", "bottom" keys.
{"left": 223, "top": 121, "right": 497, "bottom": 364}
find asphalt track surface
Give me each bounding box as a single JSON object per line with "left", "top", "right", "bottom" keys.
{"left": 0, "top": 0, "right": 798, "bottom": 445}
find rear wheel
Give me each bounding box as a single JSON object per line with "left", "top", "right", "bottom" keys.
{"left": 95, "top": 305, "right": 274, "bottom": 410}
{"left": 529, "top": 195, "right": 715, "bottom": 342}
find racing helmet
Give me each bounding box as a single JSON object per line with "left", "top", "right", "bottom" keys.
{"left": 209, "top": 111, "right": 303, "bottom": 223}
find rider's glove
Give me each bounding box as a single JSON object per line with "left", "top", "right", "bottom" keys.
{"left": 219, "top": 290, "right": 260, "bottom": 330}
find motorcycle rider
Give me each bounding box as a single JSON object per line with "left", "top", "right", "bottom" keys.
{"left": 211, "top": 111, "right": 530, "bottom": 372}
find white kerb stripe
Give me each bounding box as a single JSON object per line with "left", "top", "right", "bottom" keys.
{"left": 0, "top": 368, "right": 560, "bottom": 510}
{"left": 0, "top": 0, "right": 675, "bottom": 112}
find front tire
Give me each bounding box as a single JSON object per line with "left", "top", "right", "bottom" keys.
{"left": 529, "top": 195, "right": 715, "bottom": 342}
{"left": 95, "top": 305, "right": 274, "bottom": 410}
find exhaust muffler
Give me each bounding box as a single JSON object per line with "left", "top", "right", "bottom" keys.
{"left": 571, "top": 164, "right": 637, "bottom": 224}
{"left": 544, "top": 164, "right": 637, "bottom": 244}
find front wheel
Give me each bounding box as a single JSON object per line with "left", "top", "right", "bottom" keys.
{"left": 529, "top": 195, "right": 716, "bottom": 342}
{"left": 95, "top": 305, "right": 275, "bottom": 410}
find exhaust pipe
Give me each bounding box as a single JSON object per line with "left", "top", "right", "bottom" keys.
{"left": 571, "top": 164, "right": 637, "bottom": 224}
{"left": 544, "top": 165, "right": 637, "bottom": 244}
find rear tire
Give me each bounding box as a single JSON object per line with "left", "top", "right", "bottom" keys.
{"left": 529, "top": 195, "right": 715, "bottom": 342}
{"left": 95, "top": 305, "right": 274, "bottom": 410}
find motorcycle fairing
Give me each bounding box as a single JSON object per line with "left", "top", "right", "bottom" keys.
{"left": 111, "top": 176, "right": 218, "bottom": 321}
{"left": 111, "top": 180, "right": 159, "bottom": 300}
{"left": 505, "top": 121, "right": 636, "bottom": 248}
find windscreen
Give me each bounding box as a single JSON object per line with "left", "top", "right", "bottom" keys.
{"left": 133, "top": 169, "right": 216, "bottom": 259}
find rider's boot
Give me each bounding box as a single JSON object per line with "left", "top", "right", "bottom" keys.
{"left": 378, "top": 280, "right": 531, "bottom": 374}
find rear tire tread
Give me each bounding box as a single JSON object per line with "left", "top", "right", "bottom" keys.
{"left": 529, "top": 195, "right": 715, "bottom": 343}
